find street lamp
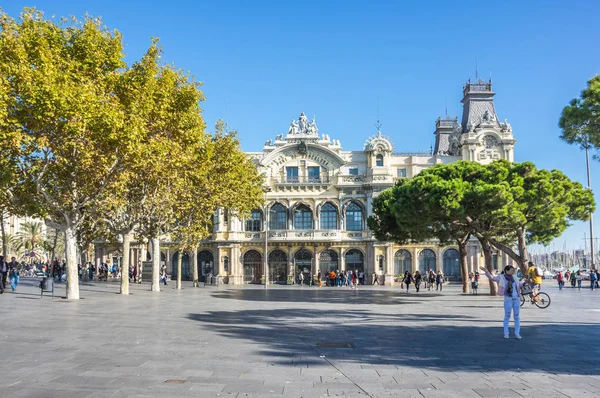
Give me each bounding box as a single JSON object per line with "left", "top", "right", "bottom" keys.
{"left": 584, "top": 141, "right": 595, "bottom": 269}
{"left": 263, "top": 187, "right": 272, "bottom": 289}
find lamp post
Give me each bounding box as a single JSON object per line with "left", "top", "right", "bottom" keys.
{"left": 585, "top": 144, "right": 595, "bottom": 268}
{"left": 263, "top": 188, "right": 272, "bottom": 289}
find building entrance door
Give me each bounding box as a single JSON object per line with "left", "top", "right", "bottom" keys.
{"left": 243, "top": 250, "right": 262, "bottom": 284}
{"left": 294, "top": 249, "right": 313, "bottom": 285}
{"left": 269, "top": 250, "right": 288, "bottom": 284}
{"left": 197, "top": 250, "right": 214, "bottom": 282}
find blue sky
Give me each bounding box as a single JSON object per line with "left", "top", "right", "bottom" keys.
{"left": 4, "top": 1, "right": 600, "bottom": 253}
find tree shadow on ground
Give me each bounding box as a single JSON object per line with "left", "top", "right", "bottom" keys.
{"left": 210, "top": 288, "right": 438, "bottom": 305}
{"left": 187, "top": 308, "right": 600, "bottom": 375}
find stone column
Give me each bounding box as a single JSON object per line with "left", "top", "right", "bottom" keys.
{"left": 313, "top": 245, "right": 319, "bottom": 277}
{"left": 340, "top": 248, "right": 345, "bottom": 272}
{"left": 166, "top": 247, "right": 171, "bottom": 275}
{"left": 288, "top": 245, "right": 294, "bottom": 284}
{"left": 438, "top": 247, "right": 444, "bottom": 273}
{"left": 384, "top": 244, "right": 394, "bottom": 286}
{"left": 412, "top": 247, "right": 418, "bottom": 273}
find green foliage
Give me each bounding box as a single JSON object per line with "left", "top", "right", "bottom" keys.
{"left": 369, "top": 160, "right": 595, "bottom": 276}
{"left": 559, "top": 75, "right": 600, "bottom": 153}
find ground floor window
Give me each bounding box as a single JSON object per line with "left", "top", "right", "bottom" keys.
{"left": 443, "top": 249, "right": 460, "bottom": 277}
{"left": 171, "top": 251, "right": 191, "bottom": 280}
{"left": 345, "top": 249, "right": 364, "bottom": 273}
{"left": 243, "top": 250, "right": 262, "bottom": 283}
{"left": 198, "top": 250, "right": 214, "bottom": 282}
{"left": 394, "top": 249, "right": 411, "bottom": 275}
{"left": 269, "top": 249, "right": 288, "bottom": 284}
{"left": 418, "top": 249, "right": 436, "bottom": 274}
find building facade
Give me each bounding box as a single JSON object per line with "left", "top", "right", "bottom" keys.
{"left": 95, "top": 78, "right": 517, "bottom": 285}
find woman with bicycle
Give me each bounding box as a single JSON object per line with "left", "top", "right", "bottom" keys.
{"left": 480, "top": 265, "right": 523, "bottom": 339}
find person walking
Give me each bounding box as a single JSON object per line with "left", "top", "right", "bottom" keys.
{"left": 576, "top": 270, "right": 582, "bottom": 289}
{"left": 570, "top": 270, "right": 577, "bottom": 287}
{"left": 160, "top": 265, "right": 168, "bottom": 286}
{"left": 480, "top": 265, "right": 523, "bottom": 339}
{"left": 317, "top": 271, "right": 323, "bottom": 288}
{"left": 0, "top": 255, "right": 7, "bottom": 293}
{"left": 403, "top": 271, "right": 412, "bottom": 292}
{"left": 436, "top": 271, "right": 444, "bottom": 291}
{"left": 590, "top": 269, "right": 598, "bottom": 291}
{"left": 428, "top": 271, "right": 436, "bottom": 291}
{"left": 414, "top": 271, "right": 422, "bottom": 292}
{"left": 556, "top": 271, "right": 565, "bottom": 290}
{"left": 373, "top": 273, "right": 380, "bottom": 286}
{"left": 9, "top": 267, "right": 19, "bottom": 291}
{"left": 299, "top": 271, "right": 304, "bottom": 285}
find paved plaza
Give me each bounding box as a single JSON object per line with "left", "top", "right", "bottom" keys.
{"left": 1, "top": 278, "right": 599, "bottom": 398}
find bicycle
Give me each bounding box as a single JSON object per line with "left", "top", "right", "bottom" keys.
{"left": 520, "top": 282, "right": 551, "bottom": 309}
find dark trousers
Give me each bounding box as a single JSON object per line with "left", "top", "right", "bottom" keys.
{"left": 1, "top": 271, "right": 6, "bottom": 289}
{"left": 436, "top": 282, "right": 442, "bottom": 291}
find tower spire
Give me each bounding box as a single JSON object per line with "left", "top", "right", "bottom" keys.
{"left": 475, "top": 57, "right": 479, "bottom": 80}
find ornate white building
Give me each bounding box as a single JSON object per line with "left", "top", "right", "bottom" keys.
{"left": 95, "top": 78, "right": 516, "bottom": 285}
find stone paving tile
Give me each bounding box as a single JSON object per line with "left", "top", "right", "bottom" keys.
{"left": 419, "top": 389, "right": 482, "bottom": 397}
{"left": 509, "top": 389, "right": 570, "bottom": 398}
{"left": 2, "top": 281, "right": 600, "bottom": 398}
{"left": 474, "top": 388, "right": 526, "bottom": 397}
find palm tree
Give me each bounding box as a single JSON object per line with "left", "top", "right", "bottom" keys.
{"left": 15, "top": 221, "right": 45, "bottom": 261}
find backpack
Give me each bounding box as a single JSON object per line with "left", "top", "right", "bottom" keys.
{"left": 535, "top": 267, "right": 543, "bottom": 277}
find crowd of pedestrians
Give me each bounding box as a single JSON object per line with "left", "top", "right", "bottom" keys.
{"left": 312, "top": 269, "right": 364, "bottom": 289}
{"left": 561, "top": 269, "right": 599, "bottom": 290}
{"left": 400, "top": 269, "right": 444, "bottom": 292}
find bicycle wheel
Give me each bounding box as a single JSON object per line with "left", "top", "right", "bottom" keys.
{"left": 534, "top": 292, "right": 551, "bottom": 309}
{"left": 520, "top": 294, "right": 526, "bottom": 307}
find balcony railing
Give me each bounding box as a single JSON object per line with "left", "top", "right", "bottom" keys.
{"left": 271, "top": 176, "right": 330, "bottom": 185}
{"left": 237, "top": 230, "right": 368, "bottom": 241}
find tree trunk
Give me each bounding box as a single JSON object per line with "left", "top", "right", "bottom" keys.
{"left": 0, "top": 209, "right": 7, "bottom": 258}
{"left": 151, "top": 237, "right": 160, "bottom": 292}
{"left": 191, "top": 246, "right": 198, "bottom": 287}
{"left": 50, "top": 228, "right": 58, "bottom": 264}
{"left": 64, "top": 225, "right": 80, "bottom": 299}
{"left": 458, "top": 242, "right": 470, "bottom": 294}
{"left": 120, "top": 232, "right": 133, "bottom": 295}
{"left": 176, "top": 249, "right": 182, "bottom": 289}
{"left": 516, "top": 228, "right": 529, "bottom": 274}
{"left": 479, "top": 238, "right": 498, "bottom": 296}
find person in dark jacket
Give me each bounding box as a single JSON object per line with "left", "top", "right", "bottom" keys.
{"left": 403, "top": 270, "right": 412, "bottom": 292}
{"left": 414, "top": 271, "right": 422, "bottom": 292}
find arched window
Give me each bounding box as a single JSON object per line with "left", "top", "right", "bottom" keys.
{"left": 418, "top": 249, "right": 436, "bottom": 274}
{"left": 345, "top": 249, "right": 364, "bottom": 272}
{"left": 269, "top": 203, "right": 287, "bottom": 230}
{"left": 243, "top": 250, "right": 262, "bottom": 283}
{"left": 197, "top": 250, "right": 214, "bottom": 282}
{"left": 319, "top": 249, "right": 338, "bottom": 272}
{"left": 294, "top": 204, "right": 313, "bottom": 230}
{"left": 376, "top": 154, "right": 384, "bottom": 166}
{"left": 394, "top": 249, "right": 411, "bottom": 275}
{"left": 269, "top": 250, "right": 288, "bottom": 284}
{"left": 345, "top": 202, "right": 363, "bottom": 231}
{"left": 443, "top": 249, "right": 461, "bottom": 277}
{"left": 320, "top": 203, "right": 337, "bottom": 230}
{"left": 171, "top": 251, "right": 190, "bottom": 280}
{"left": 245, "top": 209, "right": 263, "bottom": 232}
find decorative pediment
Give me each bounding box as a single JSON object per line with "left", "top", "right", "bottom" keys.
{"left": 364, "top": 132, "right": 393, "bottom": 153}
{"left": 260, "top": 143, "right": 345, "bottom": 169}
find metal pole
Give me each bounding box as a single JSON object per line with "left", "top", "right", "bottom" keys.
{"left": 264, "top": 204, "right": 269, "bottom": 289}
{"left": 586, "top": 145, "right": 595, "bottom": 268}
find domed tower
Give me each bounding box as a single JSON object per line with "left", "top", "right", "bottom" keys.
{"left": 456, "top": 78, "right": 515, "bottom": 164}
{"left": 364, "top": 130, "right": 393, "bottom": 169}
